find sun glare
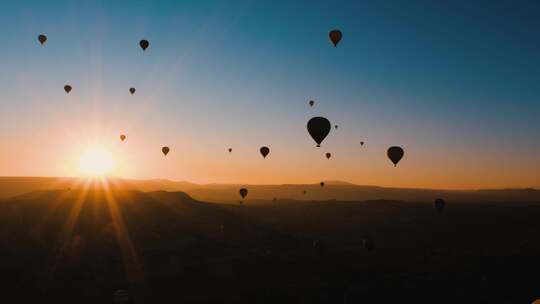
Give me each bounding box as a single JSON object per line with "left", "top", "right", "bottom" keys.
{"left": 78, "top": 147, "right": 116, "bottom": 177}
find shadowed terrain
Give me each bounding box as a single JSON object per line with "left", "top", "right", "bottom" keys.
{"left": 1, "top": 186, "right": 540, "bottom": 303}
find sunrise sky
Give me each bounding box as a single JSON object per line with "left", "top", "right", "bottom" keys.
{"left": 0, "top": 0, "right": 539, "bottom": 189}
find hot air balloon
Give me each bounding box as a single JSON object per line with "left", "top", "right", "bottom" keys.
{"left": 64, "top": 85, "right": 72, "bottom": 94}
{"left": 363, "top": 238, "right": 375, "bottom": 252}
{"left": 120, "top": 134, "right": 126, "bottom": 141}
{"left": 139, "top": 39, "right": 149, "bottom": 51}
{"left": 228, "top": 148, "right": 232, "bottom": 153}
{"left": 307, "top": 117, "right": 331, "bottom": 147}
{"left": 239, "top": 188, "right": 248, "bottom": 199}
{"left": 434, "top": 198, "right": 446, "bottom": 213}
{"left": 326, "top": 152, "right": 331, "bottom": 159}
{"left": 309, "top": 100, "right": 314, "bottom": 107}
{"left": 320, "top": 182, "right": 325, "bottom": 187}
{"left": 329, "top": 29, "right": 342, "bottom": 47}
{"left": 260, "top": 146, "right": 270, "bottom": 158}
{"left": 38, "top": 34, "right": 47, "bottom": 45}
{"left": 162, "top": 146, "right": 170, "bottom": 156}
{"left": 387, "top": 146, "right": 404, "bottom": 167}
{"left": 360, "top": 141, "right": 364, "bottom": 146}
{"left": 335, "top": 125, "right": 338, "bottom": 129}
{"left": 129, "top": 87, "right": 136, "bottom": 95}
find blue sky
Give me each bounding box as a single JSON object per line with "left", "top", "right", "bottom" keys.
{"left": 0, "top": 0, "right": 538, "bottom": 188}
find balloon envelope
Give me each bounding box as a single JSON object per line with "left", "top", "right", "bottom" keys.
{"left": 38, "top": 34, "right": 47, "bottom": 45}
{"left": 307, "top": 117, "right": 331, "bottom": 147}
{"left": 309, "top": 100, "right": 314, "bottom": 107}
{"left": 129, "top": 87, "right": 136, "bottom": 95}
{"left": 162, "top": 146, "right": 170, "bottom": 156}
{"left": 360, "top": 141, "right": 364, "bottom": 146}
{"left": 434, "top": 198, "right": 446, "bottom": 213}
{"left": 228, "top": 148, "right": 232, "bottom": 152}
{"left": 64, "top": 85, "right": 72, "bottom": 93}
{"left": 387, "top": 146, "right": 404, "bottom": 166}
{"left": 320, "top": 182, "right": 325, "bottom": 187}
{"left": 120, "top": 134, "right": 126, "bottom": 141}
{"left": 329, "top": 29, "right": 342, "bottom": 47}
{"left": 325, "top": 153, "right": 331, "bottom": 159}
{"left": 260, "top": 146, "right": 270, "bottom": 158}
{"left": 139, "top": 39, "right": 149, "bottom": 51}
{"left": 239, "top": 188, "right": 248, "bottom": 199}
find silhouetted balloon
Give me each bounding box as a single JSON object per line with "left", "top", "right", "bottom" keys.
{"left": 360, "top": 141, "right": 364, "bottom": 146}
{"left": 120, "top": 134, "right": 126, "bottom": 141}
{"left": 113, "top": 289, "right": 129, "bottom": 304}
{"left": 260, "top": 146, "right": 270, "bottom": 158}
{"left": 363, "top": 238, "right": 375, "bottom": 252}
{"left": 434, "top": 198, "right": 446, "bottom": 213}
{"left": 139, "top": 39, "right": 149, "bottom": 51}
{"left": 320, "top": 182, "right": 325, "bottom": 187}
{"left": 307, "top": 117, "right": 331, "bottom": 147}
{"left": 335, "top": 125, "right": 338, "bottom": 129}
{"left": 162, "top": 146, "right": 170, "bottom": 156}
{"left": 64, "top": 85, "right": 72, "bottom": 94}
{"left": 228, "top": 148, "right": 232, "bottom": 153}
{"left": 326, "top": 152, "right": 331, "bottom": 159}
{"left": 387, "top": 146, "right": 404, "bottom": 167}
{"left": 129, "top": 87, "right": 136, "bottom": 95}
{"left": 38, "top": 34, "right": 47, "bottom": 45}
{"left": 309, "top": 100, "right": 314, "bottom": 107}
{"left": 329, "top": 29, "right": 342, "bottom": 47}
{"left": 239, "top": 188, "right": 248, "bottom": 199}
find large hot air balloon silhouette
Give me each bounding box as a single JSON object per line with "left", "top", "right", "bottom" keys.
{"left": 363, "top": 238, "right": 375, "bottom": 252}
{"left": 139, "top": 39, "right": 149, "bottom": 51}
{"left": 260, "top": 146, "right": 270, "bottom": 158}
{"left": 120, "top": 134, "right": 126, "bottom": 142}
{"left": 387, "top": 146, "right": 404, "bottom": 167}
{"left": 162, "top": 146, "right": 170, "bottom": 156}
{"left": 64, "top": 85, "right": 72, "bottom": 94}
{"left": 309, "top": 100, "right": 314, "bottom": 107}
{"left": 129, "top": 87, "right": 136, "bottom": 95}
{"left": 307, "top": 117, "right": 331, "bottom": 147}
{"left": 38, "top": 34, "right": 47, "bottom": 45}
{"left": 325, "top": 153, "right": 331, "bottom": 159}
{"left": 434, "top": 198, "right": 446, "bottom": 213}
{"left": 239, "top": 188, "right": 248, "bottom": 199}
{"left": 329, "top": 29, "right": 342, "bottom": 47}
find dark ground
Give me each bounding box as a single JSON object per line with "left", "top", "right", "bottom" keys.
{"left": 0, "top": 189, "right": 539, "bottom": 303}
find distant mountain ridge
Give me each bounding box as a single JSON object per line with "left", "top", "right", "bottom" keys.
{"left": 0, "top": 176, "right": 537, "bottom": 203}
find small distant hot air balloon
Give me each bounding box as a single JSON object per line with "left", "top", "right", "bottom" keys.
{"left": 320, "top": 182, "right": 325, "bottom": 187}
{"left": 334, "top": 125, "right": 338, "bottom": 129}
{"left": 239, "top": 188, "right": 248, "bottom": 199}
{"left": 120, "top": 134, "right": 126, "bottom": 141}
{"left": 228, "top": 148, "right": 232, "bottom": 153}
{"left": 260, "top": 146, "right": 270, "bottom": 158}
{"left": 329, "top": 29, "right": 342, "bottom": 47}
{"left": 309, "top": 100, "right": 315, "bottom": 107}
{"left": 139, "top": 39, "right": 149, "bottom": 51}
{"left": 360, "top": 141, "right": 365, "bottom": 146}
{"left": 307, "top": 117, "right": 331, "bottom": 147}
{"left": 434, "top": 198, "right": 446, "bottom": 213}
{"left": 38, "top": 34, "right": 47, "bottom": 45}
{"left": 129, "top": 87, "right": 136, "bottom": 95}
{"left": 162, "top": 146, "right": 170, "bottom": 156}
{"left": 387, "top": 146, "right": 404, "bottom": 167}
{"left": 363, "top": 238, "right": 375, "bottom": 252}
{"left": 325, "top": 153, "right": 331, "bottom": 159}
{"left": 64, "top": 85, "right": 72, "bottom": 94}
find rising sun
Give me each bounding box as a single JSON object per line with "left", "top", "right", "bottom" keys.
{"left": 78, "top": 147, "right": 116, "bottom": 177}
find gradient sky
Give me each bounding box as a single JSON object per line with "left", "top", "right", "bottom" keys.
{"left": 0, "top": 0, "right": 539, "bottom": 189}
